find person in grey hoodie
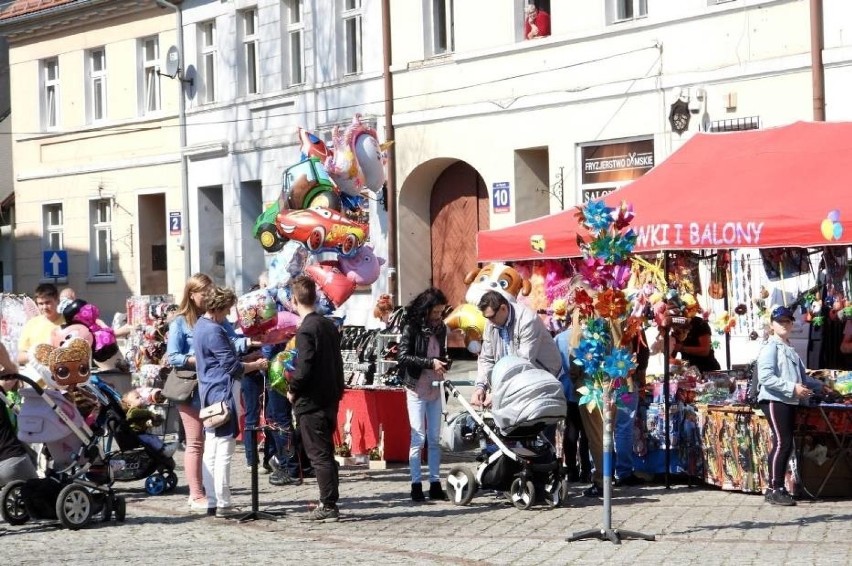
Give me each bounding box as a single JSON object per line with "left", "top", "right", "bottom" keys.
{"left": 757, "top": 305, "right": 830, "bottom": 506}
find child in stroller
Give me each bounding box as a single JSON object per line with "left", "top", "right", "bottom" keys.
{"left": 444, "top": 356, "right": 568, "bottom": 510}
{"left": 88, "top": 375, "right": 178, "bottom": 496}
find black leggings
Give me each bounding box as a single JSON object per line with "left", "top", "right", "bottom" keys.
{"left": 760, "top": 400, "right": 796, "bottom": 490}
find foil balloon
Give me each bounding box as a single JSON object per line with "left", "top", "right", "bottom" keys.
{"left": 297, "top": 127, "right": 331, "bottom": 161}
{"left": 267, "top": 240, "right": 309, "bottom": 288}
{"left": 305, "top": 262, "right": 357, "bottom": 307}
{"left": 283, "top": 157, "right": 340, "bottom": 211}
{"left": 52, "top": 323, "right": 93, "bottom": 349}
{"left": 236, "top": 289, "right": 278, "bottom": 338}
{"left": 326, "top": 117, "right": 367, "bottom": 197}
{"left": 261, "top": 310, "right": 300, "bottom": 345}
{"left": 352, "top": 127, "right": 389, "bottom": 191}
{"left": 268, "top": 347, "right": 297, "bottom": 395}
{"left": 338, "top": 243, "right": 386, "bottom": 285}
{"left": 444, "top": 303, "right": 486, "bottom": 354}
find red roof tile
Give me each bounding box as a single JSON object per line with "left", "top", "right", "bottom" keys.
{"left": 0, "top": 0, "right": 79, "bottom": 21}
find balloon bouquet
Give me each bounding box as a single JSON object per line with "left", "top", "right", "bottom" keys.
{"left": 238, "top": 114, "right": 391, "bottom": 386}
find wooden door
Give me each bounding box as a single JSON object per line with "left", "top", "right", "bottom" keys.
{"left": 430, "top": 161, "right": 489, "bottom": 346}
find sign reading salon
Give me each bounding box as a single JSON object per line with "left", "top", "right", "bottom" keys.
{"left": 581, "top": 138, "right": 654, "bottom": 184}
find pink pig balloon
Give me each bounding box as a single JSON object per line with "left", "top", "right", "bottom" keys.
{"left": 338, "top": 244, "right": 386, "bottom": 285}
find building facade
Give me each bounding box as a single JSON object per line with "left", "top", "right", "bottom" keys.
{"left": 388, "top": 0, "right": 852, "bottom": 312}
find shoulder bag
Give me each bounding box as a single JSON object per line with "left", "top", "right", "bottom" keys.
{"left": 162, "top": 368, "right": 198, "bottom": 403}
{"left": 199, "top": 400, "right": 231, "bottom": 429}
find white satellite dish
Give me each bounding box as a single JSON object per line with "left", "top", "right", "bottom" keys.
{"left": 164, "top": 45, "right": 180, "bottom": 78}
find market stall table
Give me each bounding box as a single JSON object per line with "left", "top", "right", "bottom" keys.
{"left": 334, "top": 387, "right": 408, "bottom": 462}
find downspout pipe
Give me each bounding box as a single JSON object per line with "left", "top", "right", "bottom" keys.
{"left": 810, "top": 0, "right": 825, "bottom": 121}
{"left": 381, "top": 0, "right": 398, "bottom": 302}
{"left": 153, "top": 0, "right": 192, "bottom": 279}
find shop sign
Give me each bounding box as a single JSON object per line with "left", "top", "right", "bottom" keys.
{"left": 582, "top": 187, "right": 615, "bottom": 203}
{"left": 582, "top": 139, "right": 654, "bottom": 184}
{"left": 633, "top": 221, "right": 766, "bottom": 249}
{"left": 492, "top": 182, "right": 510, "bottom": 214}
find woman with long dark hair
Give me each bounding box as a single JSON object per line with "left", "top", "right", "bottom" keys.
{"left": 396, "top": 288, "right": 450, "bottom": 502}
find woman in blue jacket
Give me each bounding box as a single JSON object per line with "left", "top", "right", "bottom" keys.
{"left": 757, "top": 306, "right": 827, "bottom": 506}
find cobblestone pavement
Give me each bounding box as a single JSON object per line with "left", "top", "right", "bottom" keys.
{"left": 2, "top": 364, "right": 850, "bottom": 565}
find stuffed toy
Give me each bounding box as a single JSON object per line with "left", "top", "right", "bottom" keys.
{"left": 31, "top": 338, "right": 93, "bottom": 390}
{"left": 61, "top": 299, "right": 123, "bottom": 370}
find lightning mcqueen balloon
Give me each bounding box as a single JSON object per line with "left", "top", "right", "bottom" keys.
{"left": 276, "top": 206, "right": 368, "bottom": 256}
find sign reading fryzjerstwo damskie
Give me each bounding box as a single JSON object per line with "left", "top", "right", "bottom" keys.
{"left": 581, "top": 138, "right": 654, "bottom": 185}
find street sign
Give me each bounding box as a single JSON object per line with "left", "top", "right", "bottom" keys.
{"left": 492, "top": 182, "right": 510, "bottom": 214}
{"left": 43, "top": 250, "right": 68, "bottom": 279}
{"left": 169, "top": 211, "right": 182, "bottom": 236}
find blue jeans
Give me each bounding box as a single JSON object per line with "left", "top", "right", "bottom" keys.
{"left": 266, "top": 387, "right": 300, "bottom": 477}
{"left": 614, "top": 391, "right": 639, "bottom": 479}
{"left": 241, "top": 372, "right": 268, "bottom": 466}
{"left": 406, "top": 390, "right": 442, "bottom": 484}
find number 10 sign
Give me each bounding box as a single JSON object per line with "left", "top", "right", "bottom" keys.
{"left": 492, "top": 182, "right": 510, "bottom": 214}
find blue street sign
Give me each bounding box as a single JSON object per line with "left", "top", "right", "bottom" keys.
{"left": 43, "top": 250, "right": 68, "bottom": 279}
{"left": 492, "top": 181, "right": 511, "bottom": 214}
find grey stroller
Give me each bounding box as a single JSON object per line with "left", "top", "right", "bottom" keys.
{"left": 443, "top": 356, "right": 568, "bottom": 510}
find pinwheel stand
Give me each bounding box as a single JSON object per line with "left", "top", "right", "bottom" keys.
{"left": 236, "top": 426, "right": 286, "bottom": 523}
{"left": 567, "top": 391, "right": 655, "bottom": 545}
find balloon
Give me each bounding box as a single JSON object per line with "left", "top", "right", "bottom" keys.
{"left": 236, "top": 289, "right": 278, "bottom": 338}
{"left": 261, "top": 310, "right": 300, "bottom": 345}
{"left": 338, "top": 244, "right": 386, "bottom": 285}
{"left": 305, "top": 262, "right": 357, "bottom": 307}
{"left": 297, "top": 127, "right": 331, "bottom": 161}
{"left": 833, "top": 222, "right": 843, "bottom": 240}
{"left": 268, "top": 241, "right": 309, "bottom": 288}
{"left": 268, "top": 348, "right": 297, "bottom": 395}
{"left": 444, "top": 304, "right": 486, "bottom": 352}
{"left": 828, "top": 209, "right": 841, "bottom": 222}
{"left": 283, "top": 158, "right": 340, "bottom": 210}
{"left": 821, "top": 218, "right": 835, "bottom": 240}
{"left": 52, "top": 323, "right": 93, "bottom": 348}
{"left": 353, "top": 130, "right": 386, "bottom": 190}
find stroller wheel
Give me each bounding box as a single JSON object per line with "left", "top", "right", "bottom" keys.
{"left": 1, "top": 480, "right": 30, "bottom": 525}
{"left": 114, "top": 495, "right": 127, "bottom": 522}
{"left": 145, "top": 474, "right": 166, "bottom": 495}
{"left": 163, "top": 470, "right": 178, "bottom": 492}
{"left": 99, "top": 493, "right": 113, "bottom": 522}
{"left": 544, "top": 477, "right": 568, "bottom": 509}
{"left": 56, "top": 484, "right": 94, "bottom": 530}
{"left": 445, "top": 466, "right": 477, "bottom": 506}
{"left": 508, "top": 478, "right": 535, "bottom": 510}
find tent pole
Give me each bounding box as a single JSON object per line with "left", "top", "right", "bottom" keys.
{"left": 663, "top": 250, "right": 671, "bottom": 489}
{"left": 723, "top": 251, "right": 731, "bottom": 370}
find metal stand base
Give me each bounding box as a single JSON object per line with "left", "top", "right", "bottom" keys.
{"left": 234, "top": 427, "right": 285, "bottom": 523}
{"left": 567, "top": 528, "right": 655, "bottom": 545}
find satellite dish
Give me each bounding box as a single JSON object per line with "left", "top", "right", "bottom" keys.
{"left": 183, "top": 64, "right": 197, "bottom": 100}
{"left": 164, "top": 45, "right": 180, "bottom": 78}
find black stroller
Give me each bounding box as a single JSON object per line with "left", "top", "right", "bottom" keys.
{"left": 87, "top": 375, "right": 178, "bottom": 495}
{"left": 443, "top": 356, "right": 568, "bottom": 510}
{"left": 0, "top": 374, "right": 126, "bottom": 530}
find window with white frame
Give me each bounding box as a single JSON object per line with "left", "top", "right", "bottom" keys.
{"left": 284, "top": 0, "right": 305, "bottom": 85}
{"left": 142, "top": 36, "right": 161, "bottom": 113}
{"left": 90, "top": 199, "right": 113, "bottom": 276}
{"left": 199, "top": 21, "right": 217, "bottom": 103}
{"left": 42, "top": 57, "right": 59, "bottom": 129}
{"left": 611, "top": 0, "right": 647, "bottom": 23}
{"left": 88, "top": 48, "right": 107, "bottom": 122}
{"left": 241, "top": 9, "right": 259, "bottom": 94}
{"left": 43, "top": 204, "right": 63, "bottom": 251}
{"left": 428, "top": 0, "right": 454, "bottom": 56}
{"left": 342, "top": 0, "right": 362, "bottom": 75}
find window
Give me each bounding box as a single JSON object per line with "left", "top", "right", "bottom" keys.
{"left": 342, "top": 0, "right": 362, "bottom": 75}
{"left": 612, "top": 0, "right": 647, "bottom": 22}
{"left": 284, "top": 0, "right": 304, "bottom": 85}
{"left": 428, "top": 0, "right": 454, "bottom": 56}
{"left": 90, "top": 199, "right": 113, "bottom": 276}
{"left": 41, "top": 58, "right": 59, "bottom": 129}
{"left": 88, "top": 48, "right": 107, "bottom": 122}
{"left": 199, "top": 21, "right": 217, "bottom": 103}
{"left": 43, "top": 204, "right": 63, "bottom": 251}
{"left": 241, "top": 9, "right": 259, "bottom": 94}
{"left": 142, "top": 37, "right": 161, "bottom": 113}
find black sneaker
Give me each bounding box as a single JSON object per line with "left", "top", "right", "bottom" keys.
{"left": 269, "top": 470, "right": 303, "bottom": 486}
{"left": 303, "top": 504, "right": 340, "bottom": 523}
{"left": 429, "top": 481, "right": 449, "bottom": 501}
{"left": 411, "top": 482, "right": 425, "bottom": 502}
{"left": 765, "top": 488, "right": 795, "bottom": 506}
{"left": 614, "top": 474, "right": 646, "bottom": 487}
{"left": 583, "top": 483, "right": 602, "bottom": 498}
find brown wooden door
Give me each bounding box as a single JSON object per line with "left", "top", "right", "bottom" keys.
{"left": 431, "top": 161, "right": 489, "bottom": 347}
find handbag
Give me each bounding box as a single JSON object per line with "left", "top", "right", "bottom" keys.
{"left": 199, "top": 400, "right": 231, "bottom": 429}
{"left": 161, "top": 368, "right": 198, "bottom": 403}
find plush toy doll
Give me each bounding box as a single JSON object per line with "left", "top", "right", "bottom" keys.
{"left": 31, "top": 338, "right": 99, "bottom": 421}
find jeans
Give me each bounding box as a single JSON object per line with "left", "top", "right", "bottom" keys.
{"left": 177, "top": 401, "right": 206, "bottom": 502}
{"left": 241, "top": 371, "right": 266, "bottom": 466}
{"left": 614, "top": 392, "right": 639, "bottom": 479}
{"left": 406, "top": 389, "right": 442, "bottom": 484}
{"left": 266, "top": 387, "right": 300, "bottom": 477}
{"left": 202, "top": 432, "right": 235, "bottom": 508}
{"left": 298, "top": 407, "right": 339, "bottom": 507}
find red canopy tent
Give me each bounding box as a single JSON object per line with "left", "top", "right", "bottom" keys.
{"left": 477, "top": 121, "right": 852, "bottom": 261}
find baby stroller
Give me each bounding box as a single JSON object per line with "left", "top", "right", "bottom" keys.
{"left": 86, "top": 375, "right": 178, "bottom": 496}
{"left": 0, "top": 374, "right": 126, "bottom": 530}
{"left": 443, "top": 356, "right": 568, "bottom": 510}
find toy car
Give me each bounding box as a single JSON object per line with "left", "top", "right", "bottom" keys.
{"left": 255, "top": 206, "right": 368, "bottom": 255}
